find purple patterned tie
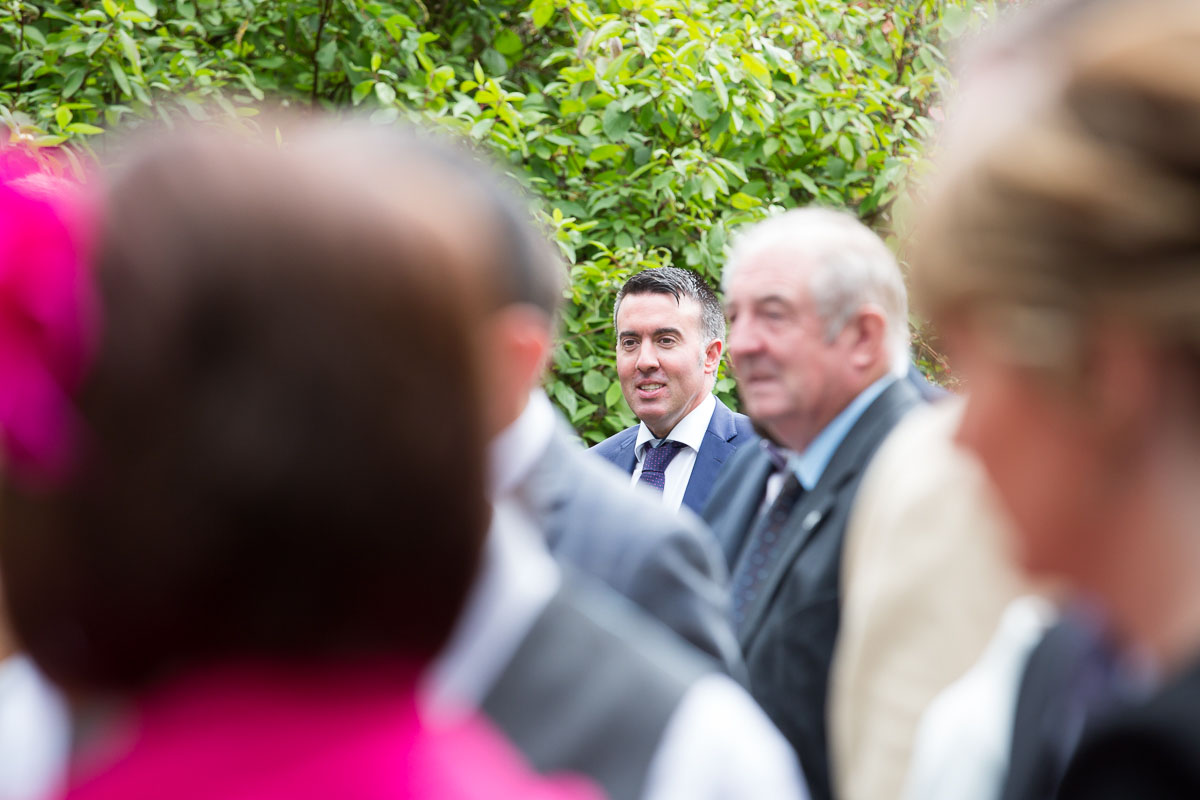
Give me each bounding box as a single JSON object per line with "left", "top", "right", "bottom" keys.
{"left": 729, "top": 472, "right": 804, "bottom": 628}
{"left": 637, "top": 440, "right": 686, "bottom": 492}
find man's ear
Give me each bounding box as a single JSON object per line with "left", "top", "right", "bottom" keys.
{"left": 703, "top": 338, "right": 723, "bottom": 376}
{"left": 1083, "top": 322, "right": 1161, "bottom": 461}
{"left": 843, "top": 304, "right": 888, "bottom": 371}
{"left": 482, "top": 305, "right": 553, "bottom": 436}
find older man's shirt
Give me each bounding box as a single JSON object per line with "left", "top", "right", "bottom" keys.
{"left": 759, "top": 374, "right": 897, "bottom": 513}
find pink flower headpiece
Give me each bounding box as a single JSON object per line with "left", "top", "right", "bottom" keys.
{"left": 0, "top": 148, "right": 100, "bottom": 486}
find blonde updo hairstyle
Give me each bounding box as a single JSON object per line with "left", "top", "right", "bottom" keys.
{"left": 913, "top": 0, "right": 1200, "bottom": 376}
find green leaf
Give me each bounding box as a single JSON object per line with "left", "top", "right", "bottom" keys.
{"left": 605, "top": 380, "right": 624, "bottom": 408}
{"left": 942, "top": 6, "right": 972, "bottom": 38}
{"left": 374, "top": 82, "right": 396, "bottom": 105}
{"left": 62, "top": 69, "right": 87, "bottom": 99}
{"left": 118, "top": 30, "right": 142, "bottom": 75}
{"left": 601, "top": 103, "right": 632, "bottom": 139}
{"left": 102, "top": 0, "right": 119, "bottom": 18}
{"left": 133, "top": 0, "right": 157, "bottom": 16}
{"left": 316, "top": 38, "right": 338, "bottom": 71}
{"left": 588, "top": 143, "right": 624, "bottom": 162}
{"left": 730, "top": 192, "right": 760, "bottom": 210}
{"left": 740, "top": 52, "right": 771, "bottom": 85}
{"left": 709, "top": 67, "right": 728, "bottom": 110}
{"left": 56, "top": 107, "right": 73, "bottom": 129}
{"left": 531, "top": 0, "right": 555, "bottom": 29}
{"left": 109, "top": 58, "right": 131, "bottom": 96}
{"left": 837, "top": 134, "right": 855, "bottom": 162}
{"left": 794, "top": 170, "right": 820, "bottom": 196}
{"left": 635, "top": 23, "right": 657, "bottom": 55}
{"left": 690, "top": 92, "right": 717, "bottom": 122}
{"left": 495, "top": 30, "right": 523, "bottom": 56}
{"left": 481, "top": 48, "right": 508, "bottom": 76}
{"left": 67, "top": 122, "right": 106, "bottom": 135}
{"left": 582, "top": 370, "right": 608, "bottom": 396}
{"left": 352, "top": 80, "right": 374, "bottom": 105}
{"left": 553, "top": 382, "right": 578, "bottom": 417}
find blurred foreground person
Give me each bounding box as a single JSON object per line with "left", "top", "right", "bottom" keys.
{"left": 0, "top": 158, "right": 74, "bottom": 800}
{"left": 0, "top": 128, "right": 599, "bottom": 800}
{"left": 913, "top": 1, "right": 1200, "bottom": 796}
{"left": 706, "top": 209, "right": 921, "bottom": 800}
{"left": 829, "top": 399, "right": 1030, "bottom": 800}
{"left": 306, "top": 128, "right": 806, "bottom": 800}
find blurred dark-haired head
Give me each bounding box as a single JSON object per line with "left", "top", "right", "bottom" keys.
{"left": 295, "top": 124, "right": 568, "bottom": 436}
{"left": 0, "top": 121, "right": 491, "bottom": 693}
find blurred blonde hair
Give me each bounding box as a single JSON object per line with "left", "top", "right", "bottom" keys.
{"left": 913, "top": 0, "right": 1200, "bottom": 370}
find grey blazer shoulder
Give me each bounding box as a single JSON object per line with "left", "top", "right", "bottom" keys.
{"left": 591, "top": 397, "right": 757, "bottom": 514}
{"left": 517, "top": 424, "right": 745, "bottom": 677}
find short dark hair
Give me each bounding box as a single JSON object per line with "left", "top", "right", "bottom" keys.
{"left": 0, "top": 123, "right": 490, "bottom": 692}
{"left": 613, "top": 267, "right": 725, "bottom": 345}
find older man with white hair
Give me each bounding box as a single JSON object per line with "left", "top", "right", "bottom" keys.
{"left": 703, "top": 208, "right": 925, "bottom": 800}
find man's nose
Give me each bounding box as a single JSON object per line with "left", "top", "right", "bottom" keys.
{"left": 727, "top": 316, "right": 762, "bottom": 360}
{"left": 636, "top": 343, "right": 660, "bottom": 371}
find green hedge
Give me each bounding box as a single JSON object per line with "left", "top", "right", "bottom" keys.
{"left": 1, "top": 0, "right": 1008, "bottom": 440}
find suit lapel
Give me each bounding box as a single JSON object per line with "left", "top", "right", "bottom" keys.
{"left": 736, "top": 380, "right": 921, "bottom": 646}
{"left": 715, "top": 447, "right": 775, "bottom": 568}
{"left": 736, "top": 482, "right": 836, "bottom": 646}
{"left": 681, "top": 400, "right": 738, "bottom": 515}
{"left": 611, "top": 427, "right": 638, "bottom": 474}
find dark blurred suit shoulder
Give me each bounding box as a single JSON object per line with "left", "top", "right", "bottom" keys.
{"left": 1058, "top": 658, "right": 1200, "bottom": 800}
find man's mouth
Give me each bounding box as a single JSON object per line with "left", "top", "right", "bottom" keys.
{"left": 636, "top": 382, "right": 666, "bottom": 396}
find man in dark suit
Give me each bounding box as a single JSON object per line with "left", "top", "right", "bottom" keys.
{"left": 592, "top": 268, "right": 756, "bottom": 514}
{"left": 706, "top": 208, "right": 922, "bottom": 800}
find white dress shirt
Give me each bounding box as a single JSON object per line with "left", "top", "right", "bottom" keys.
{"left": 0, "top": 655, "right": 70, "bottom": 800}
{"left": 630, "top": 394, "right": 717, "bottom": 512}
{"left": 902, "top": 596, "right": 1057, "bottom": 800}
{"left": 423, "top": 502, "right": 809, "bottom": 800}
{"left": 490, "top": 389, "right": 559, "bottom": 497}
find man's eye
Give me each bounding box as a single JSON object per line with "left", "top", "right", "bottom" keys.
{"left": 658, "top": 337, "right": 676, "bottom": 346}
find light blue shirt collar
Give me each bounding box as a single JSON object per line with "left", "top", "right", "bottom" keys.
{"left": 789, "top": 374, "right": 897, "bottom": 491}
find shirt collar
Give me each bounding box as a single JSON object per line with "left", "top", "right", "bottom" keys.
{"left": 488, "top": 390, "right": 556, "bottom": 497}
{"left": 634, "top": 393, "right": 717, "bottom": 463}
{"left": 790, "top": 374, "right": 896, "bottom": 491}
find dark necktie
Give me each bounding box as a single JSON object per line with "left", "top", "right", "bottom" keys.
{"left": 729, "top": 472, "right": 804, "bottom": 628}
{"left": 637, "top": 440, "right": 685, "bottom": 492}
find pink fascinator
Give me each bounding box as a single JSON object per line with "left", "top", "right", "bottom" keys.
{"left": 0, "top": 149, "right": 99, "bottom": 486}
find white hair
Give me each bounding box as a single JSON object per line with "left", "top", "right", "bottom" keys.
{"left": 723, "top": 208, "right": 911, "bottom": 376}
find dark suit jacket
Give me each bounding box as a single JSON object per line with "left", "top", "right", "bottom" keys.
{"left": 999, "top": 618, "right": 1133, "bottom": 800}
{"left": 591, "top": 397, "right": 757, "bottom": 515}
{"left": 516, "top": 423, "right": 745, "bottom": 678}
{"left": 1058, "top": 657, "right": 1200, "bottom": 799}
{"left": 702, "top": 379, "right": 920, "bottom": 800}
